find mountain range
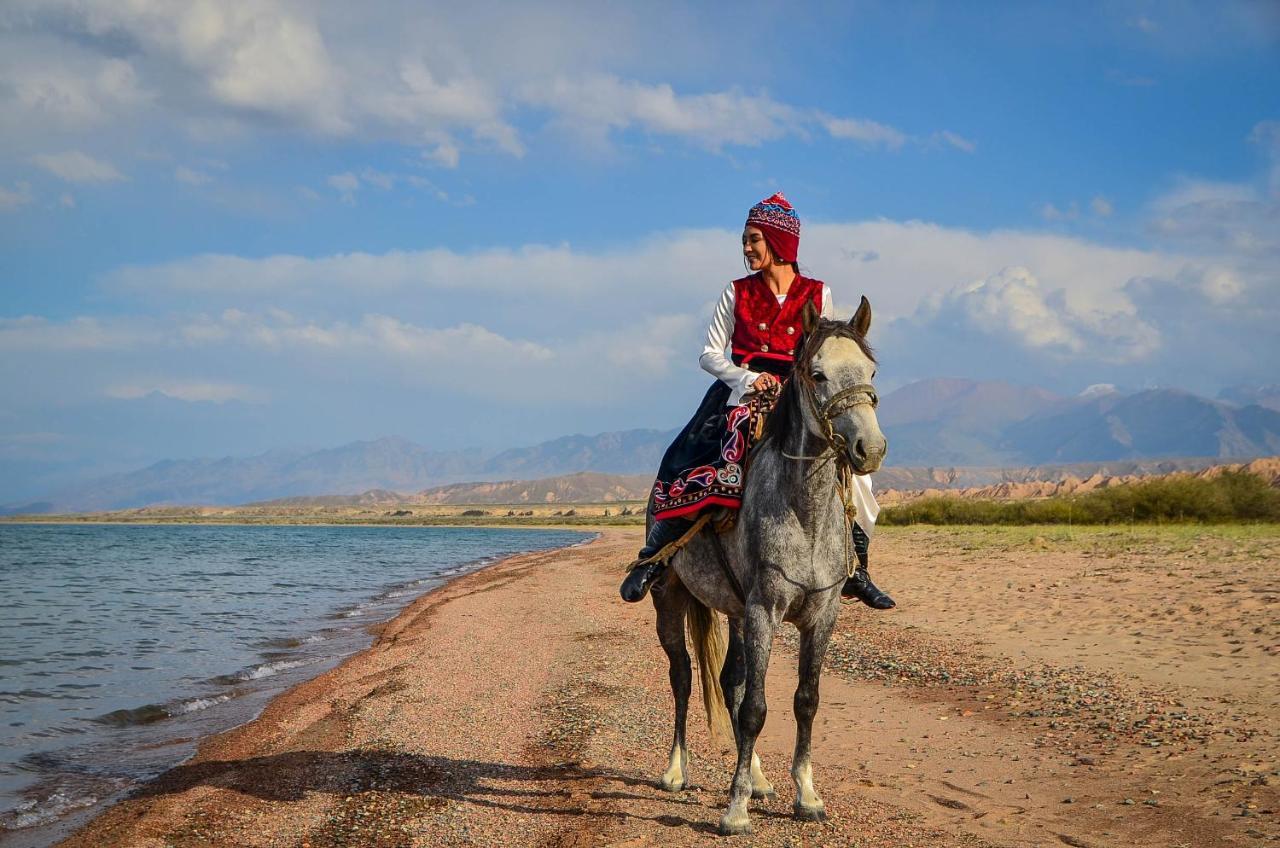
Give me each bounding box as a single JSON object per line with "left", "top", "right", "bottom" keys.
{"left": 8, "top": 379, "right": 1280, "bottom": 513}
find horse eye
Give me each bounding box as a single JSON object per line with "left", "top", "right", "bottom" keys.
{"left": 811, "top": 371, "right": 827, "bottom": 383}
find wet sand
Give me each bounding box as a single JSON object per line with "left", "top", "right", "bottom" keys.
{"left": 54, "top": 525, "right": 1278, "bottom": 847}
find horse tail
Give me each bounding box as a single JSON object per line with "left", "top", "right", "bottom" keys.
{"left": 686, "top": 593, "right": 733, "bottom": 744}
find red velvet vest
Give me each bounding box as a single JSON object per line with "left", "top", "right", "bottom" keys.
{"left": 730, "top": 273, "right": 823, "bottom": 368}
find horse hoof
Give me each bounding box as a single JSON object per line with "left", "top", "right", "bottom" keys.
{"left": 718, "top": 816, "right": 753, "bottom": 836}
{"left": 659, "top": 778, "right": 686, "bottom": 792}
{"left": 794, "top": 803, "right": 827, "bottom": 822}
{"left": 751, "top": 787, "right": 776, "bottom": 800}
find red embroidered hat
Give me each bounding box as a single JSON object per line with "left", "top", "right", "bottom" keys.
{"left": 745, "top": 192, "right": 800, "bottom": 263}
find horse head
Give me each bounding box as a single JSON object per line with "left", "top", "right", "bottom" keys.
{"left": 773, "top": 296, "right": 887, "bottom": 474}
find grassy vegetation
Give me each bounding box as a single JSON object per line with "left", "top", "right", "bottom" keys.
{"left": 881, "top": 471, "right": 1280, "bottom": 526}
{"left": 876, "top": 522, "right": 1280, "bottom": 556}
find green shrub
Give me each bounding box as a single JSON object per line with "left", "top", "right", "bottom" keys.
{"left": 880, "top": 470, "right": 1280, "bottom": 525}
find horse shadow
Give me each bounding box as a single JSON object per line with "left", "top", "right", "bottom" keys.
{"left": 126, "top": 749, "right": 799, "bottom": 834}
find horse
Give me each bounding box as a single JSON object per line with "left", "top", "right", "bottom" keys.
{"left": 647, "top": 296, "right": 887, "bottom": 836}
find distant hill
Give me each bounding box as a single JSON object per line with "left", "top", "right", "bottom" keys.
{"left": 479, "top": 429, "right": 675, "bottom": 477}
{"left": 1218, "top": 384, "right": 1280, "bottom": 413}
{"left": 260, "top": 472, "right": 655, "bottom": 507}
{"left": 1000, "top": 389, "right": 1280, "bottom": 462}
{"left": 877, "top": 378, "right": 1063, "bottom": 466}
{"left": 50, "top": 437, "right": 486, "bottom": 513}
{"left": 18, "top": 379, "right": 1280, "bottom": 512}
{"left": 30, "top": 432, "right": 671, "bottom": 512}
{"left": 870, "top": 455, "right": 1234, "bottom": 493}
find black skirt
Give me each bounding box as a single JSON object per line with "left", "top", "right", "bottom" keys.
{"left": 650, "top": 359, "right": 789, "bottom": 520}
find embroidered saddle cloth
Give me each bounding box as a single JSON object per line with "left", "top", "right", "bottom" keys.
{"left": 651, "top": 380, "right": 781, "bottom": 522}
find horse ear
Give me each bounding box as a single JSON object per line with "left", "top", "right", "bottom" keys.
{"left": 850, "top": 295, "right": 872, "bottom": 336}
{"left": 801, "top": 300, "right": 820, "bottom": 335}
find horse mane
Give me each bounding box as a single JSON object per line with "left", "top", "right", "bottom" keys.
{"left": 764, "top": 318, "right": 876, "bottom": 443}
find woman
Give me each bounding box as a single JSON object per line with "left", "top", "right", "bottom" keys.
{"left": 620, "top": 193, "right": 894, "bottom": 610}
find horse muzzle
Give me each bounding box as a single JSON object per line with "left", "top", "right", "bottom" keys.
{"left": 848, "top": 435, "right": 887, "bottom": 475}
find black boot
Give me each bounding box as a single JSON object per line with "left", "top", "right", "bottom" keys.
{"left": 841, "top": 524, "right": 895, "bottom": 609}
{"left": 841, "top": 563, "right": 895, "bottom": 609}
{"left": 619, "top": 517, "right": 694, "bottom": 603}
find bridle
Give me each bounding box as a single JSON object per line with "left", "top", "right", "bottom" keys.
{"left": 781, "top": 378, "right": 879, "bottom": 469}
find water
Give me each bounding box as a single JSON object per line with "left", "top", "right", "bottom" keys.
{"left": 0, "top": 523, "right": 592, "bottom": 843}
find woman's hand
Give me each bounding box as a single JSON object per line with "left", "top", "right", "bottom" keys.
{"left": 750, "top": 373, "right": 779, "bottom": 394}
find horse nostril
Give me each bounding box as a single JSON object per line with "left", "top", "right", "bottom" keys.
{"left": 853, "top": 438, "right": 868, "bottom": 462}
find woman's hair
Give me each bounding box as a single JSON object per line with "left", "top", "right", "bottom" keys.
{"left": 743, "top": 237, "right": 803, "bottom": 276}
{"left": 742, "top": 257, "right": 801, "bottom": 274}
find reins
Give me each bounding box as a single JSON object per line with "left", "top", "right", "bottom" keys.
{"left": 778, "top": 372, "right": 879, "bottom": 579}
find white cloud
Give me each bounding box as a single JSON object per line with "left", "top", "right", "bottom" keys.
{"left": 936, "top": 130, "right": 976, "bottom": 153}
{"left": 4, "top": 209, "right": 1276, "bottom": 434}
{"left": 103, "top": 218, "right": 1202, "bottom": 332}
{"left": 1091, "top": 195, "right": 1114, "bottom": 217}
{"left": 909, "top": 266, "right": 1159, "bottom": 361}
{"left": 0, "top": 308, "right": 689, "bottom": 405}
{"left": 312, "top": 167, "right": 450, "bottom": 204}
{"left": 523, "top": 75, "right": 798, "bottom": 151}
{"left": 0, "top": 49, "right": 150, "bottom": 130}
{"left": 1, "top": 1, "right": 517, "bottom": 164}
{"left": 0, "top": 182, "right": 33, "bottom": 211}
{"left": 1039, "top": 201, "right": 1078, "bottom": 221}
{"left": 524, "top": 76, "right": 940, "bottom": 156}
{"left": 92, "top": 215, "right": 1247, "bottom": 398}
{"left": 32, "top": 151, "right": 126, "bottom": 183}
{"left": 1148, "top": 176, "right": 1278, "bottom": 257}
{"left": 819, "top": 115, "right": 908, "bottom": 150}
{"left": 326, "top": 171, "right": 360, "bottom": 202}
{"left": 0, "top": 316, "right": 153, "bottom": 351}
{"left": 1, "top": 2, "right": 962, "bottom": 168}
{"left": 175, "top": 166, "right": 213, "bottom": 186}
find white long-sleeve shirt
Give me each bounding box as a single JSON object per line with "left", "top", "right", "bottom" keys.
{"left": 695, "top": 280, "right": 878, "bottom": 534}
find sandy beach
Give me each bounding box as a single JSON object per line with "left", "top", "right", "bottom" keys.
{"left": 52, "top": 525, "right": 1278, "bottom": 847}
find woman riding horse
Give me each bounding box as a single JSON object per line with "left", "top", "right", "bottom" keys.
{"left": 620, "top": 192, "right": 894, "bottom": 610}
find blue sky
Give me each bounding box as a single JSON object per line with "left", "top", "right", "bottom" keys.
{"left": 1, "top": 1, "right": 1278, "bottom": 500}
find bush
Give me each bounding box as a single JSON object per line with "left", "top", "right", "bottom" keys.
{"left": 880, "top": 471, "right": 1280, "bottom": 526}
{"left": 460, "top": 509, "right": 489, "bottom": 516}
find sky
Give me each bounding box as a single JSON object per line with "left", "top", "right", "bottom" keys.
{"left": 1, "top": 0, "right": 1278, "bottom": 500}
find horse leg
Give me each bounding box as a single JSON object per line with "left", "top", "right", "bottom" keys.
{"left": 721, "top": 617, "right": 775, "bottom": 800}
{"left": 654, "top": 580, "right": 691, "bottom": 791}
{"left": 792, "top": 614, "right": 837, "bottom": 822}
{"left": 719, "top": 602, "right": 778, "bottom": 836}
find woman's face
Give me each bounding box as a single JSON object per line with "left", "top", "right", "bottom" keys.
{"left": 742, "top": 226, "right": 772, "bottom": 271}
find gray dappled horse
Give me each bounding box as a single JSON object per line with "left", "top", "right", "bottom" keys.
{"left": 648, "top": 297, "right": 887, "bottom": 836}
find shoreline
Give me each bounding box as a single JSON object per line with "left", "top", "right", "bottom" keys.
{"left": 0, "top": 519, "right": 630, "bottom": 530}
{"left": 0, "top": 518, "right": 642, "bottom": 530}
{"left": 1, "top": 527, "right": 597, "bottom": 848}
{"left": 28, "top": 525, "right": 1280, "bottom": 847}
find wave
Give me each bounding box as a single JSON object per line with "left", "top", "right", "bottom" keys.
{"left": 90, "top": 692, "right": 236, "bottom": 728}
{"left": 213, "top": 657, "right": 319, "bottom": 685}
{"left": 0, "top": 782, "right": 115, "bottom": 831}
